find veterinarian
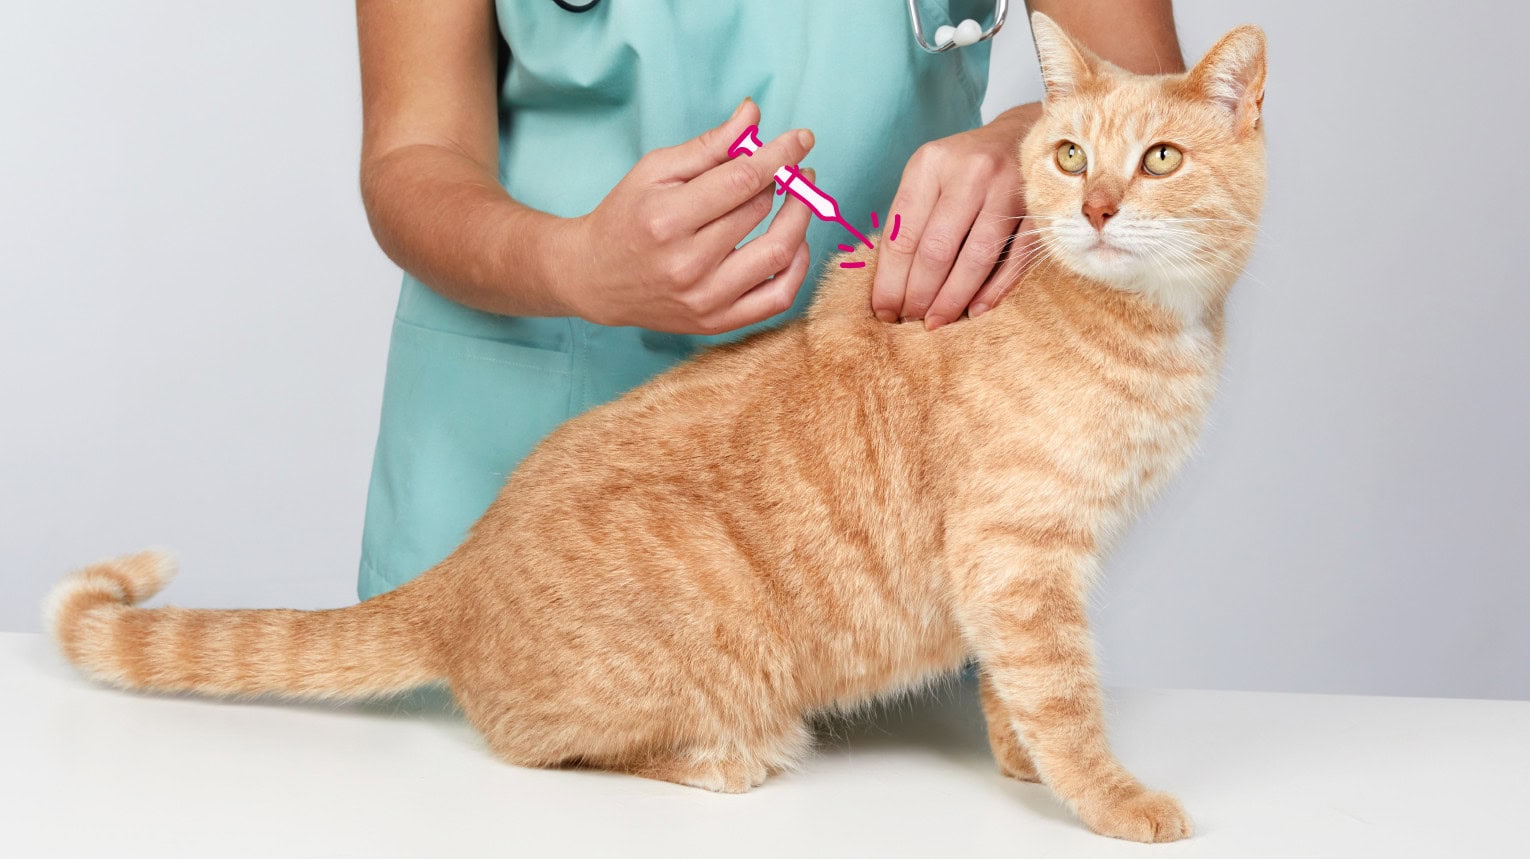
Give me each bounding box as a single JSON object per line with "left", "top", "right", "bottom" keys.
{"left": 354, "top": 0, "right": 1184, "bottom": 599}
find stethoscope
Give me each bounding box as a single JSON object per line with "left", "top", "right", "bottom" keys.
{"left": 549, "top": 0, "right": 1009, "bottom": 53}
{"left": 906, "top": 0, "right": 1009, "bottom": 52}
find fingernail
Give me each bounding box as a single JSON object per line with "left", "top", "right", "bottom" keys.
{"left": 796, "top": 129, "right": 814, "bottom": 148}
{"left": 970, "top": 302, "right": 989, "bottom": 317}
{"left": 926, "top": 315, "right": 947, "bottom": 331}
{"left": 875, "top": 309, "right": 897, "bottom": 324}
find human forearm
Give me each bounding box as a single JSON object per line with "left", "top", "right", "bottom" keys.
{"left": 360, "top": 143, "right": 574, "bottom": 317}
{"left": 356, "top": 0, "right": 573, "bottom": 318}
{"left": 982, "top": 0, "right": 1185, "bottom": 165}
{"left": 1026, "top": 0, "right": 1185, "bottom": 74}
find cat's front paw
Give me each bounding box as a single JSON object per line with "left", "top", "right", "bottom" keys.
{"left": 1078, "top": 788, "right": 1193, "bottom": 843}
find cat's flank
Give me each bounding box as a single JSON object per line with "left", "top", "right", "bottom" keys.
{"left": 46, "top": 14, "right": 1265, "bottom": 843}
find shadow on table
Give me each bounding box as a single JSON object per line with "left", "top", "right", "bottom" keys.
{"left": 812, "top": 669, "right": 990, "bottom": 762}
{"left": 808, "top": 669, "right": 1076, "bottom": 825}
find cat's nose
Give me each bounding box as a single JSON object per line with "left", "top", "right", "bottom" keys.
{"left": 1082, "top": 198, "right": 1119, "bottom": 232}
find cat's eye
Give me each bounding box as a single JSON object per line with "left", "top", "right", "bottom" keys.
{"left": 1142, "top": 143, "right": 1184, "bottom": 176}
{"left": 1055, "top": 141, "right": 1087, "bottom": 174}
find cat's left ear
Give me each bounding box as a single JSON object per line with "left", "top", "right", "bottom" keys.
{"left": 1188, "top": 25, "right": 1267, "bottom": 135}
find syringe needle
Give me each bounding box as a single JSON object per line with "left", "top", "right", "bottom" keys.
{"left": 833, "top": 216, "right": 874, "bottom": 250}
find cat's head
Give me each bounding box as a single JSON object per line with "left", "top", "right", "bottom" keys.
{"left": 1020, "top": 13, "right": 1267, "bottom": 318}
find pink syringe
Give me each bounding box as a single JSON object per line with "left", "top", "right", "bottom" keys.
{"left": 728, "top": 125, "right": 874, "bottom": 250}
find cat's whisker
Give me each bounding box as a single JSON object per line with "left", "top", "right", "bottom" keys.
{"left": 1150, "top": 238, "right": 1267, "bottom": 290}
{"left": 1154, "top": 216, "right": 1276, "bottom": 245}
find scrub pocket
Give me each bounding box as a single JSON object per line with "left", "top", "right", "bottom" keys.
{"left": 359, "top": 318, "right": 575, "bottom": 600}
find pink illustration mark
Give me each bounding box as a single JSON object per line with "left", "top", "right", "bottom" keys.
{"left": 871, "top": 211, "right": 880, "bottom": 229}
{"left": 837, "top": 243, "right": 855, "bottom": 252}
{"left": 839, "top": 261, "right": 867, "bottom": 269}
{"left": 889, "top": 213, "right": 902, "bottom": 243}
{"left": 727, "top": 124, "right": 874, "bottom": 250}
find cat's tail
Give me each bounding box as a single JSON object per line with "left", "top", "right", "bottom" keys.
{"left": 44, "top": 550, "right": 442, "bottom": 701}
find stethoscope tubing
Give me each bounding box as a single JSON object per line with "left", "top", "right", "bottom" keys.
{"left": 549, "top": 0, "right": 1009, "bottom": 53}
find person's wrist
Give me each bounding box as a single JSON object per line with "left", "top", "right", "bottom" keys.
{"left": 517, "top": 209, "right": 589, "bottom": 321}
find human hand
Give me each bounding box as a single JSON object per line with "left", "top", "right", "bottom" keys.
{"left": 870, "top": 102, "right": 1042, "bottom": 330}
{"left": 555, "top": 99, "right": 816, "bottom": 335}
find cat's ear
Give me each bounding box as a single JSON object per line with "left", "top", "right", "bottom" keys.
{"left": 1030, "top": 12, "right": 1097, "bottom": 100}
{"left": 1188, "top": 25, "right": 1267, "bottom": 134}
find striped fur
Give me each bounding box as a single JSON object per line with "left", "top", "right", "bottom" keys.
{"left": 45, "top": 15, "right": 1265, "bottom": 843}
{"left": 48, "top": 551, "right": 440, "bottom": 700}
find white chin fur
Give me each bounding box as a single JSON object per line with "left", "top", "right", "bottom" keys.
{"left": 1049, "top": 215, "right": 1217, "bottom": 322}
{"left": 1070, "top": 244, "right": 1141, "bottom": 283}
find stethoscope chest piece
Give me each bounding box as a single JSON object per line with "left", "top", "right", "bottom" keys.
{"left": 906, "top": 0, "right": 1009, "bottom": 53}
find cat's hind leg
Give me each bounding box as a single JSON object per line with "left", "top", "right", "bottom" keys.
{"left": 465, "top": 685, "right": 813, "bottom": 793}
{"left": 615, "top": 717, "right": 814, "bottom": 794}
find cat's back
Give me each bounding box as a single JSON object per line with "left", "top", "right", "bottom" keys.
{"left": 505, "top": 322, "right": 809, "bottom": 500}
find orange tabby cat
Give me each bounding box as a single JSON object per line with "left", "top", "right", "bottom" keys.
{"left": 45, "top": 14, "right": 1265, "bottom": 843}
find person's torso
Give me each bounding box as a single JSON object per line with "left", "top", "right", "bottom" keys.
{"left": 396, "top": 0, "right": 993, "bottom": 409}
{"left": 360, "top": 0, "right": 997, "bottom": 597}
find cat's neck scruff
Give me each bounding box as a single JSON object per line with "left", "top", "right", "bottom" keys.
{"left": 45, "top": 14, "right": 1266, "bottom": 844}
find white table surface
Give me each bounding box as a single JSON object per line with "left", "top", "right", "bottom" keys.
{"left": 4, "top": 630, "right": 1526, "bottom": 858}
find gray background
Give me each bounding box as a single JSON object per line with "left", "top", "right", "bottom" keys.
{"left": 2, "top": 2, "right": 1525, "bottom": 699}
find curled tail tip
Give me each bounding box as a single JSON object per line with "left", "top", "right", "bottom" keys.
{"left": 124, "top": 548, "right": 180, "bottom": 591}
{"left": 44, "top": 549, "right": 179, "bottom": 636}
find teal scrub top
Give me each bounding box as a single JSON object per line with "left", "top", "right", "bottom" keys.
{"left": 359, "top": 0, "right": 995, "bottom": 599}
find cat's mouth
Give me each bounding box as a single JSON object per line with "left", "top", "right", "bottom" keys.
{"left": 1068, "top": 236, "right": 1144, "bottom": 283}
{"left": 1086, "top": 239, "right": 1133, "bottom": 260}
